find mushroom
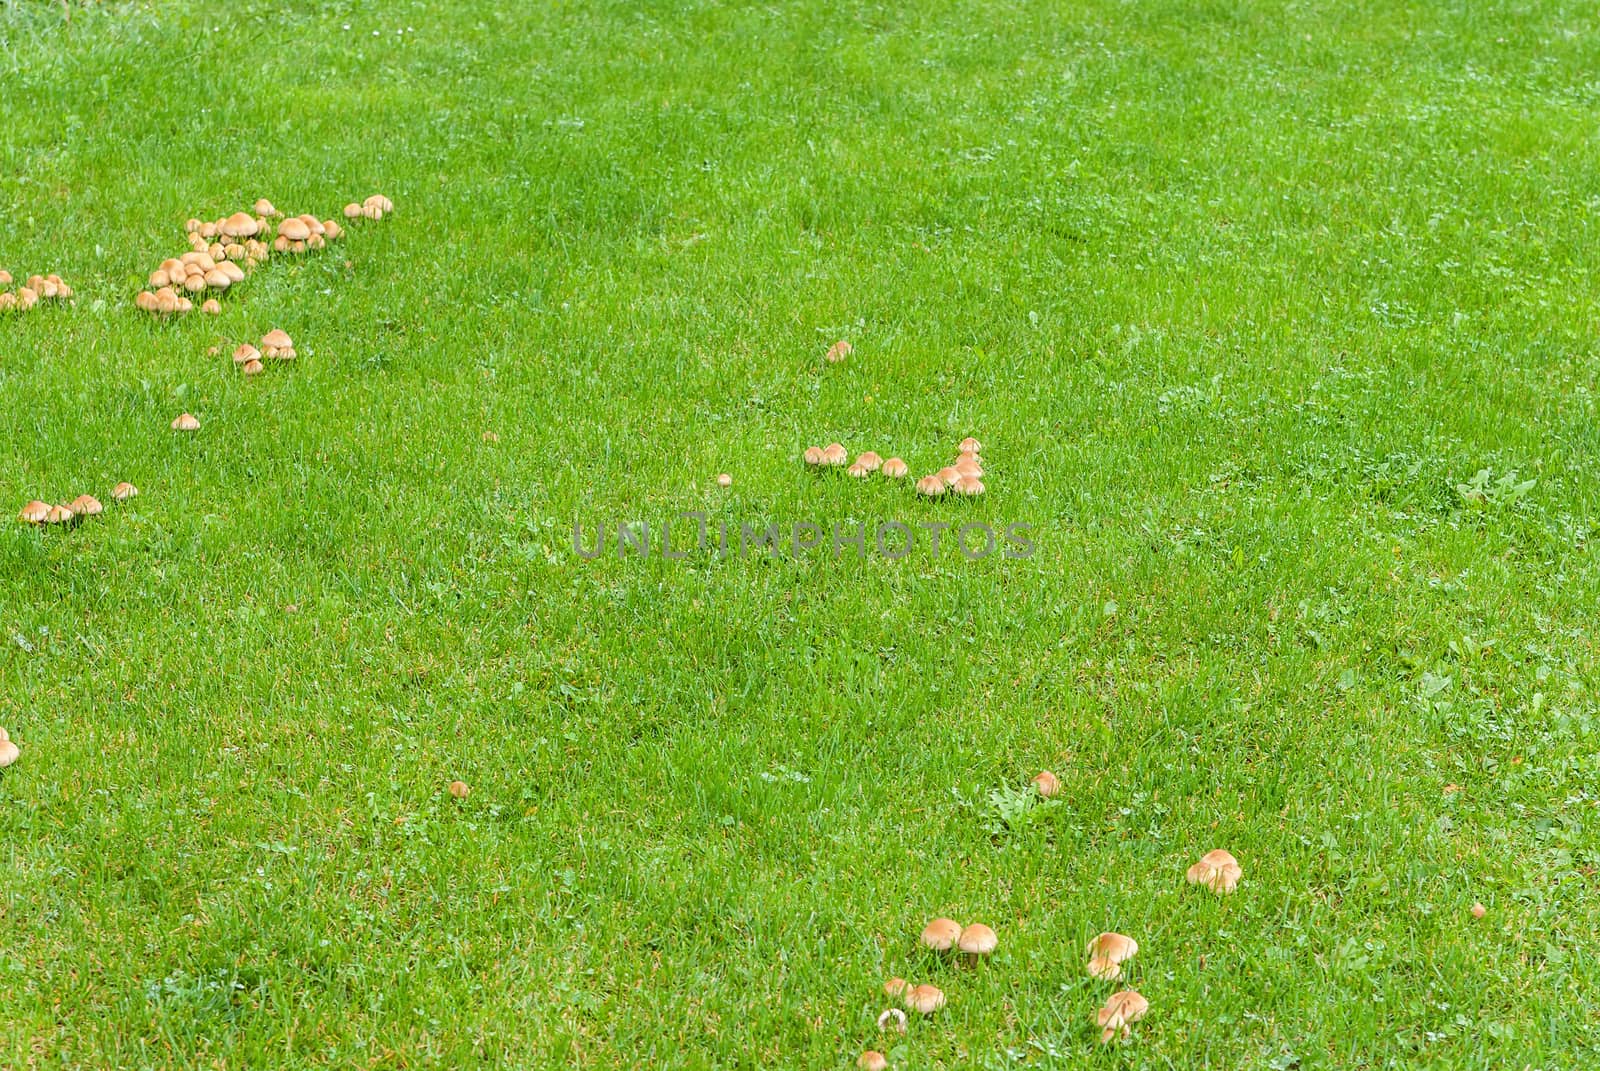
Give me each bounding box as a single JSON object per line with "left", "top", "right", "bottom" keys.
{"left": 233, "top": 344, "right": 261, "bottom": 365}
{"left": 883, "top": 977, "right": 908, "bottom": 999}
{"left": 222, "top": 211, "right": 259, "bottom": 239}
{"left": 854, "top": 451, "right": 883, "bottom": 472}
{"left": 204, "top": 268, "right": 231, "bottom": 290}
{"left": 0, "top": 293, "right": 15, "bottom": 312}
{"left": 448, "top": 780, "right": 470, "bottom": 799}
{"left": 0, "top": 269, "right": 10, "bottom": 285}
{"left": 343, "top": 202, "right": 363, "bottom": 220}
{"left": 821, "top": 442, "right": 848, "bottom": 467}
{"left": 69, "top": 495, "right": 103, "bottom": 518}
{"left": 1095, "top": 990, "right": 1148, "bottom": 1043}
{"left": 261, "top": 329, "right": 293, "bottom": 351}
{"left": 951, "top": 475, "right": 985, "bottom": 496}
{"left": 0, "top": 739, "right": 18, "bottom": 768}
{"left": 1471, "top": 902, "right": 1487, "bottom": 919}
{"left": 1086, "top": 933, "right": 1138, "bottom": 980}
{"left": 957, "top": 923, "right": 998, "bottom": 961}
{"left": 171, "top": 413, "right": 200, "bottom": 432}
{"left": 112, "top": 482, "right": 138, "bottom": 502}
{"left": 201, "top": 299, "right": 222, "bottom": 315}
{"left": 847, "top": 462, "right": 870, "bottom": 478}
{"left": 18, "top": 500, "right": 49, "bottom": 524}
{"left": 362, "top": 203, "right": 385, "bottom": 221}
{"left": 253, "top": 198, "right": 279, "bottom": 217}
{"left": 219, "top": 261, "right": 245, "bottom": 283}
{"left": 920, "top": 917, "right": 962, "bottom": 952}
{"left": 322, "top": 220, "right": 343, "bottom": 240}
{"left": 1185, "top": 849, "right": 1242, "bottom": 895}
{"left": 857, "top": 1052, "right": 887, "bottom": 1071}
{"left": 936, "top": 466, "right": 961, "bottom": 487}
{"left": 958, "top": 437, "right": 982, "bottom": 454}
{"left": 803, "top": 446, "right": 825, "bottom": 466}
{"left": 364, "top": 193, "right": 395, "bottom": 214}
{"left": 903, "top": 984, "right": 945, "bottom": 1015}
{"left": 45, "top": 503, "right": 74, "bottom": 525}
{"left": 876, "top": 1008, "right": 908, "bottom": 1034}
{"left": 17, "top": 287, "right": 37, "bottom": 309}
{"left": 881, "top": 457, "right": 908, "bottom": 478}
{"left": 183, "top": 274, "right": 207, "bottom": 294}
{"left": 1031, "top": 770, "right": 1061, "bottom": 798}
{"left": 715, "top": 473, "right": 732, "bottom": 488}
{"left": 241, "top": 358, "right": 265, "bottom": 376}
{"left": 278, "top": 217, "right": 312, "bottom": 243}
{"left": 914, "top": 475, "right": 946, "bottom": 497}
{"left": 953, "top": 457, "right": 983, "bottom": 478}
{"left": 826, "top": 339, "right": 852, "bottom": 363}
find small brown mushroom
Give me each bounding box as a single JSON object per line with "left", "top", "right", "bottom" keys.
{"left": 847, "top": 462, "right": 870, "bottom": 478}
{"left": 821, "top": 442, "right": 848, "bottom": 467}
{"left": 936, "top": 466, "right": 961, "bottom": 487}
{"left": 69, "top": 495, "right": 103, "bottom": 518}
{"left": 958, "top": 437, "right": 982, "bottom": 454}
{"left": 45, "top": 503, "right": 74, "bottom": 525}
{"left": 201, "top": 299, "right": 222, "bottom": 315}
{"left": 715, "top": 473, "right": 732, "bottom": 488}
{"left": 364, "top": 193, "right": 395, "bottom": 214}
{"left": 876, "top": 1008, "right": 908, "bottom": 1034}
{"left": 883, "top": 977, "right": 908, "bottom": 999}
{"left": 112, "top": 482, "right": 138, "bottom": 502}
{"left": 957, "top": 923, "right": 998, "bottom": 961}
{"left": 857, "top": 1052, "right": 887, "bottom": 1071}
{"left": 261, "top": 329, "right": 293, "bottom": 350}
{"left": 222, "top": 211, "right": 259, "bottom": 239}
{"left": 1186, "top": 849, "right": 1242, "bottom": 895}
{"left": 241, "top": 358, "right": 265, "bottom": 376}
{"left": 18, "top": 500, "right": 49, "bottom": 524}
{"left": 322, "top": 220, "right": 343, "bottom": 240}
{"left": 253, "top": 198, "right": 279, "bottom": 217}
{"left": 279, "top": 217, "right": 311, "bottom": 242}
{"left": 204, "top": 268, "right": 232, "bottom": 290}
{"left": 233, "top": 344, "right": 261, "bottom": 365}
{"left": 881, "top": 457, "right": 908, "bottom": 478}
{"left": 854, "top": 451, "right": 883, "bottom": 472}
{"left": 920, "top": 917, "right": 962, "bottom": 952}
{"left": 448, "top": 780, "right": 470, "bottom": 799}
{"left": 954, "top": 457, "right": 983, "bottom": 478}
{"left": 343, "top": 202, "right": 363, "bottom": 220}
{"left": 1471, "top": 902, "right": 1487, "bottom": 919}
{"left": 951, "top": 475, "right": 985, "bottom": 496}
{"left": 1095, "top": 990, "right": 1148, "bottom": 1043}
{"left": 914, "top": 475, "right": 946, "bottom": 497}
{"left": 0, "top": 269, "right": 11, "bottom": 285}
{"left": 1086, "top": 933, "right": 1138, "bottom": 980}
{"left": 826, "top": 339, "right": 852, "bottom": 363}
{"left": 803, "top": 446, "right": 825, "bottom": 466}
{"left": 171, "top": 413, "right": 200, "bottom": 432}
{"left": 903, "top": 984, "right": 945, "bottom": 1015}
{"left": 1032, "top": 770, "right": 1061, "bottom": 798}
{"left": 0, "top": 739, "right": 18, "bottom": 768}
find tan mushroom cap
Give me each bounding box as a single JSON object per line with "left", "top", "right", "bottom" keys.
{"left": 241, "top": 358, "right": 265, "bottom": 376}
{"left": 1086, "top": 933, "right": 1138, "bottom": 980}
{"left": 826, "top": 339, "right": 852, "bottom": 363}
{"left": 876, "top": 1007, "right": 908, "bottom": 1034}
{"left": 201, "top": 299, "right": 222, "bottom": 315}
{"left": 951, "top": 475, "right": 985, "bottom": 496}
{"left": 881, "top": 457, "right": 908, "bottom": 478}
{"left": 17, "top": 287, "right": 38, "bottom": 309}
{"left": 857, "top": 1052, "right": 887, "bottom": 1071}
{"left": 69, "top": 495, "right": 103, "bottom": 517}
{"left": 0, "top": 739, "right": 18, "bottom": 768}
{"left": 920, "top": 917, "right": 962, "bottom": 951}
{"left": 253, "top": 198, "right": 278, "bottom": 217}
{"left": 1471, "top": 902, "right": 1487, "bottom": 919}
{"left": 204, "top": 268, "right": 231, "bottom": 290}
{"left": 903, "top": 984, "right": 945, "bottom": 1015}
{"left": 954, "top": 456, "right": 983, "bottom": 478}
{"left": 1096, "top": 989, "right": 1149, "bottom": 1043}
{"left": 222, "top": 211, "right": 259, "bottom": 238}
{"left": 0, "top": 292, "right": 16, "bottom": 312}
{"left": 364, "top": 193, "right": 395, "bottom": 213}
{"left": 915, "top": 475, "right": 946, "bottom": 497}
{"left": 854, "top": 451, "right": 883, "bottom": 472}
{"left": 715, "top": 473, "right": 732, "bottom": 488}
{"left": 1032, "top": 770, "right": 1061, "bottom": 798}
{"left": 821, "top": 442, "right": 848, "bottom": 466}
{"left": 847, "top": 462, "right": 870, "bottom": 478}
{"left": 278, "top": 217, "right": 311, "bottom": 241}
{"left": 112, "top": 482, "right": 138, "bottom": 502}
{"left": 1186, "top": 849, "right": 1242, "bottom": 895}
{"left": 322, "top": 219, "right": 343, "bottom": 240}
{"left": 0, "top": 269, "right": 11, "bottom": 285}
{"left": 219, "top": 261, "right": 245, "bottom": 283}
{"left": 343, "top": 202, "right": 363, "bottom": 219}
{"left": 958, "top": 437, "right": 982, "bottom": 454}
{"left": 883, "top": 977, "right": 908, "bottom": 999}
{"left": 19, "top": 500, "right": 50, "bottom": 524}
{"left": 233, "top": 344, "right": 261, "bottom": 365}
{"left": 261, "top": 329, "right": 293, "bottom": 350}
{"left": 448, "top": 780, "right": 470, "bottom": 799}
{"left": 957, "top": 923, "right": 998, "bottom": 957}
{"left": 171, "top": 413, "right": 200, "bottom": 432}
{"left": 45, "top": 504, "right": 74, "bottom": 525}
{"left": 803, "top": 446, "right": 824, "bottom": 466}
{"left": 936, "top": 466, "right": 961, "bottom": 487}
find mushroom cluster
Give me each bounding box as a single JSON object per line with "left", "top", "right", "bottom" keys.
{"left": 0, "top": 270, "right": 74, "bottom": 312}
{"left": 344, "top": 194, "right": 395, "bottom": 221}
{"left": 16, "top": 483, "right": 135, "bottom": 528}
{"left": 230, "top": 329, "right": 297, "bottom": 376}
{"left": 136, "top": 194, "right": 387, "bottom": 317}
{"left": 805, "top": 436, "right": 986, "bottom": 500}
{"left": 857, "top": 917, "right": 999, "bottom": 1066}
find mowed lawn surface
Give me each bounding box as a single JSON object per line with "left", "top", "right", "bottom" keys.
{"left": 3, "top": 0, "right": 1599, "bottom": 1067}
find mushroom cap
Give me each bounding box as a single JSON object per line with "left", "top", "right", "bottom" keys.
{"left": 1471, "top": 902, "right": 1487, "bottom": 919}
{"left": 269, "top": 347, "right": 297, "bottom": 362}
{"left": 857, "top": 1052, "right": 887, "bottom": 1071}
{"left": 45, "top": 504, "right": 74, "bottom": 525}
{"left": 883, "top": 977, "right": 908, "bottom": 999}
{"left": 846, "top": 462, "right": 870, "bottom": 478}
{"left": 0, "top": 269, "right": 11, "bottom": 285}
{"left": 343, "top": 202, "right": 363, "bottom": 219}
{"left": 253, "top": 198, "right": 278, "bottom": 217}
{"left": 854, "top": 451, "right": 883, "bottom": 471}
{"left": 19, "top": 500, "right": 50, "bottom": 524}
{"left": 1032, "top": 770, "right": 1061, "bottom": 798}
{"left": 1086, "top": 933, "right": 1138, "bottom": 979}
{"left": 958, "top": 923, "right": 998, "bottom": 956}
{"left": 322, "top": 220, "right": 344, "bottom": 240}
{"left": 951, "top": 475, "right": 985, "bottom": 496}
{"left": 715, "top": 473, "right": 732, "bottom": 488}
{"left": 0, "top": 739, "right": 18, "bottom": 767}
{"left": 920, "top": 917, "right": 962, "bottom": 951}
{"left": 0, "top": 292, "right": 15, "bottom": 311}
{"left": 17, "top": 287, "right": 38, "bottom": 308}
{"left": 1186, "top": 848, "right": 1242, "bottom": 894}
{"left": 69, "top": 495, "right": 103, "bottom": 517}
{"left": 278, "top": 217, "right": 311, "bottom": 241}
{"left": 881, "top": 457, "right": 908, "bottom": 478}
{"left": 219, "top": 261, "right": 245, "bottom": 283}
{"left": 171, "top": 413, "right": 200, "bottom": 431}
{"left": 241, "top": 358, "right": 265, "bottom": 376}
{"left": 954, "top": 457, "right": 983, "bottom": 478}
{"left": 914, "top": 475, "right": 946, "bottom": 497}
{"left": 364, "top": 193, "right": 395, "bottom": 213}
{"left": 936, "top": 466, "right": 961, "bottom": 487}
{"left": 233, "top": 344, "right": 261, "bottom": 365}
{"left": 204, "top": 268, "right": 231, "bottom": 289}
{"left": 826, "top": 339, "right": 852, "bottom": 363}
{"left": 958, "top": 437, "right": 982, "bottom": 454}
{"left": 112, "top": 482, "right": 138, "bottom": 501}
{"left": 1096, "top": 989, "right": 1149, "bottom": 1042}
{"left": 876, "top": 1007, "right": 908, "bottom": 1034}
{"left": 448, "top": 780, "right": 470, "bottom": 799}
{"left": 821, "top": 442, "right": 848, "bottom": 466}
{"left": 261, "top": 329, "right": 293, "bottom": 349}
{"left": 903, "top": 984, "right": 945, "bottom": 1015}
{"left": 222, "top": 211, "right": 259, "bottom": 238}
{"left": 802, "top": 446, "right": 824, "bottom": 466}
{"left": 362, "top": 204, "right": 384, "bottom": 221}
{"left": 201, "top": 299, "right": 222, "bottom": 315}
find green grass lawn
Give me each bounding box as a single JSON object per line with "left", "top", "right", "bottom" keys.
{"left": 3, "top": 0, "right": 1600, "bottom": 1066}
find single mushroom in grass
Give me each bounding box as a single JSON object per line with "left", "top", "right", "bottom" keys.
{"left": 45, "top": 504, "right": 74, "bottom": 526}
{"left": 803, "top": 446, "right": 825, "bottom": 466}
{"left": 881, "top": 457, "right": 908, "bottom": 479}
{"left": 171, "top": 413, "right": 200, "bottom": 432}
{"left": 201, "top": 299, "right": 222, "bottom": 315}
{"left": 253, "top": 198, "right": 279, "bottom": 217}
{"left": 112, "top": 482, "right": 138, "bottom": 502}
{"left": 857, "top": 1052, "right": 887, "bottom": 1071}
{"left": 1032, "top": 770, "right": 1061, "bottom": 798}
{"left": 1471, "top": 902, "right": 1487, "bottom": 919}
{"left": 821, "top": 442, "right": 848, "bottom": 467}
{"left": 715, "top": 473, "right": 732, "bottom": 488}
{"left": 920, "top": 917, "right": 962, "bottom": 952}
{"left": 826, "top": 339, "right": 852, "bottom": 363}
{"left": 936, "top": 465, "right": 961, "bottom": 487}
{"left": 233, "top": 344, "right": 261, "bottom": 366}
{"left": 883, "top": 977, "right": 908, "bottom": 999}
{"left": 915, "top": 475, "right": 946, "bottom": 497}
{"left": 448, "top": 780, "right": 470, "bottom": 799}
{"left": 854, "top": 451, "right": 883, "bottom": 473}
{"left": 69, "top": 495, "right": 103, "bottom": 518}
{"left": 1186, "top": 849, "right": 1242, "bottom": 895}
{"left": 1095, "top": 990, "right": 1148, "bottom": 1043}
{"left": 957, "top": 923, "right": 998, "bottom": 963}
{"left": 958, "top": 437, "right": 982, "bottom": 454}
{"left": 903, "top": 984, "right": 945, "bottom": 1015}
{"left": 1086, "top": 933, "right": 1138, "bottom": 980}
{"left": 343, "top": 202, "right": 363, "bottom": 220}
{"left": 876, "top": 1007, "right": 907, "bottom": 1034}
{"left": 18, "top": 500, "right": 49, "bottom": 524}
